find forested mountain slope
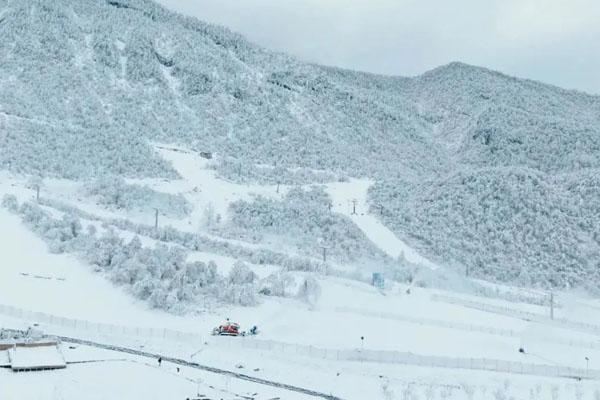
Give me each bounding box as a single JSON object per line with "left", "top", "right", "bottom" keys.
{"left": 0, "top": 0, "right": 439, "bottom": 180}
{"left": 1, "top": 0, "right": 600, "bottom": 288}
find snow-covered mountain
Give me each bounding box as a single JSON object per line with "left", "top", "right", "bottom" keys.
{"left": 1, "top": 0, "right": 600, "bottom": 287}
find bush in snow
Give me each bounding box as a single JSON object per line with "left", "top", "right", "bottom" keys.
{"left": 259, "top": 271, "right": 294, "bottom": 297}
{"left": 10, "top": 200, "right": 260, "bottom": 311}
{"left": 1, "top": 194, "right": 19, "bottom": 212}
{"left": 215, "top": 156, "right": 347, "bottom": 185}
{"left": 85, "top": 176, "right": 192, "bottom": 218}
{"left": 37, "top": 196, "right": 340, "bottom": 278}
{"left": 296, "top": 276, "right": 321, "bottom": 306}
{"left": 17, "top": 201, "right": 84, "bottom": 254}
{"left": 228, "top": 260, "right": 257, "bottom": 285}
{"left": 220, "top": 261, "right": 258, "bottom": 306}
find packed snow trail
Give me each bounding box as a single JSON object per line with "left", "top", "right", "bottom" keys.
{"left": 326, "top": 180, "right": 438, "bottom": 269}
{"left": 154, "top": 145, "right": 438, "bottom": 271}
{"left": 48, "top": 333, "right": 344, "bottom": 400}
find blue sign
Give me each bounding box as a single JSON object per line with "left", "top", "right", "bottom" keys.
{"left": 372, "top": 273, "right": 384, "bottom": 289}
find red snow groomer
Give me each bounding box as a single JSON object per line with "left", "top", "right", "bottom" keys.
{"left": 212, "top": 321, "right": 241, "bottom": 336}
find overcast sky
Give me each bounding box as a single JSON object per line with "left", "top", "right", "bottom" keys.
{"left": 156, "top": 0, "right": 600, "bottom": 95}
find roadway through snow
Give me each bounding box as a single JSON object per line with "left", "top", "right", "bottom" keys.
{"left": 49, "top": 333, "right": 344, "bottom": 400}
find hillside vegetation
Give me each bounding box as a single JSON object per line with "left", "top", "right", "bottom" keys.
{"left": 1, "top": 0, "right": 600, "bottom": 288}
{"left": 369, "top": 169, "right": 600, "bottom": 288}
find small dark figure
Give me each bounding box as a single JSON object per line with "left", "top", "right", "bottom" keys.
{"left": 250, "top": 325, "right": 258, "bottom": 335}
{"left": 518, "top": 347, "right": 525, "bottom": 354}
{"left": 176, "top": 367, "right": 180, "bottom": 373}
{"left": 158, "top": 357, "right": 162, "bottom": 366}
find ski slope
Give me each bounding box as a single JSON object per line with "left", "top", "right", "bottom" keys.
{"left": 326, "top": 179, "right": 439, "bottom": 269}
{"left": 3, "top": 157, "right": 600, "bottom": 399}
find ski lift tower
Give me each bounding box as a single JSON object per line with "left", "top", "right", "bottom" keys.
{"left": 317, "top": 238, "right": 330, "bottom": 263}
{"left": 351, "top": 199, "right": 358, "bottom": 215}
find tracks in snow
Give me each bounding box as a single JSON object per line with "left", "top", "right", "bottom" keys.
{"left": 51, "top": 334, "right": 343, "bottom": 400}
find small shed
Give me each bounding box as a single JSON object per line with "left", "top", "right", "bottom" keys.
{"left": 2, "top": 341, "right": 66, "bottom": 372}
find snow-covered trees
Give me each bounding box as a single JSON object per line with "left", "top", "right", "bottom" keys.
{"left": 260, "top": 271, "right": 294, "bottom": 297}
{"left": 85, "top": 177, "right": 191, "bottom": 218}
{"left": 369, "top": 167, "right": 600, "bottom": 289}
{"left": 228, "top": 186, "right": 390, "bottom": 264}
{"left": 2, "top": 199, "right": 262, "bottom": 312}
{"left": 2, "top": 0, "right": 600, "bottom": 183}
{"left": 1, "top": 194, "right": 18, "bottom": 212}
{"left": 201, "top": 202, "right": 216, "bottom": 228}
{"left": 214, "top": 157, "right": 346, "bottom": 185}
{"left": 220, "top": 261, "right": 258, "bottom": 306}
{"left": 296, "top": 277, "right": 321, "bottom": 306}
{"left": 3, "top": 0, "right": 600, "bottom": 295}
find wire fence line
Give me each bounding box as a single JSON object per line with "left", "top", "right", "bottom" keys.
{"left": 0, "top": 304, "right": 201, "bottom": 344}
{"left": 335, "top": 306, "right": 519, "bottom": 337}
{"left": 431, "top": 294, "right": 600, "bottom": 337}
{"left": 335, "top": 306, "right": 600, "bottom": 351}
{"left": 217, "top": 337, "right": 600, "bottom": 381}
{"left": 2, "top": 303, "right": 599, "bottom": 380}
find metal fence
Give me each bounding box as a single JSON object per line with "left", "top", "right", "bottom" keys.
{"left": 0, "top": 304, "right": 200, "bottom": 343}
{"left": 336, "top": 305, "right": 600, "bottom": 351}
{"left": 1, "top": 303, "right": 599, "bottom": 380}
{"left": 431, "top": 294, "right": 600, "bottom": 337}
{"left": 220, "top": 337, "right": 600, "bottom": 380}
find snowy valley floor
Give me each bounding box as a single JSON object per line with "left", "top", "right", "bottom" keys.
{"left": 2, "top": 148, "right": 600, "bottom": 399}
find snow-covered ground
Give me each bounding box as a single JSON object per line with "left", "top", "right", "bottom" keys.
{"left": 2, "top": 148, "right": 600, "bottom": 399}
{"left": 3, "top": 343, "right": 311, "bottom": 400}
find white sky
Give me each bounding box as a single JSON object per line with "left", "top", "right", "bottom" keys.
{"left": 156, "top": 0, "right": 600, "bottom": 94}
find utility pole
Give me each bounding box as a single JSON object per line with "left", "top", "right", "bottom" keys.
{"left": 550, "top": 291, "right": 554, "bottom": 320}
{"left": 319, "top": 245, "right": 327, "bottom": 262}
{"left": 585, "top": 357, "right": 590, "bottom": 379}
{"left": 351, "top": 199, "right": 357, "bottom": 215}
{"left": 360, "top": 336, "right": 365, "bottom": 363}
{"left": 154, "top": 208, "right": 159, "bottom": 230}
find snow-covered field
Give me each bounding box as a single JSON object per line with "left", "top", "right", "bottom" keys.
{"left": 2, "top": 147, "right": 600, "bottom": 399}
